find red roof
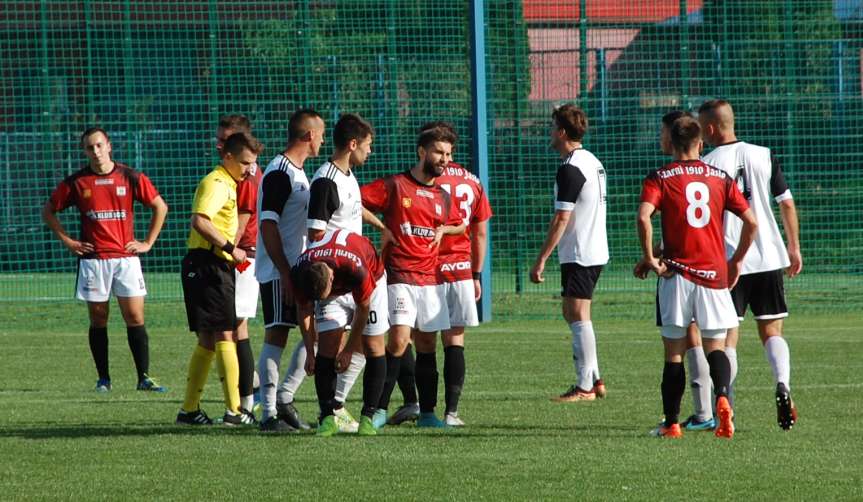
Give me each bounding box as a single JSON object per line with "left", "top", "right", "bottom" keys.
{"left": 523, "top": 0, "right": 703, "bottom": 23}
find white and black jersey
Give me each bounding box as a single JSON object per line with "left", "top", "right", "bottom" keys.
{"left": 307, "top": 161, "right": 363, "bottom": 235}
{"left": 702, "top": 141, "right": 792, "bottom": 275}
{"left": 254, "top": 154, "right": 310, "bottom": 283}
{"left": 554, "top": 148, "right": 609, "bottom": 266}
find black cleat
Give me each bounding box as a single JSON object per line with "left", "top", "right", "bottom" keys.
{"left": 277, "top": 401, "right": 311, "bottom": 430}
{"left": 776, "top": 383, "right": 797, "bottom": 430}
{"left": 176, "top": 409, "right": 213, "bottom": 426}
{"left": 224, "top": 408, "right": 257, "bottom": 427}
{"left": 387, "top": 402, "right": 420, "bottom": 425}
{"left": 260, "top": 416, "right": 297, "bottom": 433}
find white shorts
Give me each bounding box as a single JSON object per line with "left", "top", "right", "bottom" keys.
{"left": 315, "top": 276, "right": 389, "bottom": 336}
{"left": 388, "top": 283, "right": 450, "bottom": 333}
{"left": 76, "top": 257, "right": 146, "bottom": 302}
{"left": 235, "top": 257, "right": 258, "bottom": 319}
{"left": 657, "top": 274, "right": 738, "bottom": 337}
{"left": 442, "top": 279, "right": 478, "bottom": 328}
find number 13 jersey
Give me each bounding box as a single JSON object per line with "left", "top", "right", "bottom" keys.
{"left": 640, "top": 159, "right": 750, "bottom": 289}
{"left": 436, "top": 163, "right": 493, "bottom": 282}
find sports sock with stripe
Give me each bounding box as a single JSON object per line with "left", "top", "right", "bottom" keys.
{"left": 686, "top": 346, "right": 713, "bottom": 421}
{"left": 278, "top": 340, "right": 308, "bottom": 404}
{"left": 215, "top": 341, "right": 241, "bottom": 414}
{"left": 570, "top": 321, "right": 597, "bottom": 391}
{"left": 182, "top": 344, "right": 214, "bottom": 412}
{"left": 258, "top": 342, "right": 284, "bottom": 421}
{"left": 89, "top": 326, "right": 110, "bottom": 381}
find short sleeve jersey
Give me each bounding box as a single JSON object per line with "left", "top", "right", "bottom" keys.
{"left": 254, "top": 154, "right": 310, "bottom": 283}
{"left": 307, "top": 161, "right": 363, "bottom": 235}
{"left": 291, "top": 229, "right": 384, "bottom": 305}
{"left": 187, "top": 165, "right": 239, "bottom": 261}
{"left": 554, "top": 148, "right": 609, "bottom": 266}
{"left": 361, "top": 171, "right": 460, "bottom": 286}
{"left": 436, "top": 163, "right": 493, "bottom": 282}
{"left": 236, "top": 162, "right": 263, "bottom": 251}
{"left": 48, "top": 163, "right": 160, "bottom": 259}
{"left": 640, "top": 159, "right": 750, "bottom": 289}
{"left": 701, "top": 141, "right": 792, "bottom": 274}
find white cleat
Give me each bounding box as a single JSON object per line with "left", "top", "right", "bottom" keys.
{"left": 333, "top": 406, "right": 359, "bottom": 433}
{"left": 444, "top": 412, "right": 465, "bottom": 427}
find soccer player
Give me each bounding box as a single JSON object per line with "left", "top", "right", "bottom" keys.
{"left": 698, "top": 99, "right": 803, "bottom": 430}
{"left": 43, "top": 127, "right": 168, "bottom": 393}
{"left": 276, "top": 113, "right": 377, "bottom": 433}
{"left": 216, "top": 114, "right": 261, "bottom": 415}
{"left": 255, "top": 109, "right": 325, "bottom": 432}
{"left": 530, "top": 104, "right": 608, "bottom": 402}
{"left": 176, "top": 131, "right": 262, "bottom": 426}
{"left": 659, "top": 111, "right": 715, "bottom": 431}
{"left": 292, "top": 229, "right": 389, "bottom": 436}
{"left": 635, "top": 115, "right": 757, "bottom": 439}
{"left": 361, "top": 124, "right": 465, "bottom": 428}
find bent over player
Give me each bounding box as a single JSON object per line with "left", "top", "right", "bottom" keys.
{"left": 43, "top": 127, "right": 168, "bottom": 393}
{"left": 635, "top": 115, "right": 757, "bottom": 439}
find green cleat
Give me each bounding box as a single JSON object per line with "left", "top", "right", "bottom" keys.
{"left": 316, "top": 415, "right": 339, "bottom": 437}
{"left": 357, "top": 415, "right": 377, "bottom": 436}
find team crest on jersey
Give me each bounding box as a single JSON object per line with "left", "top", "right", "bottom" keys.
{"left": 402, "top": 197, "right": 412, "bottom": 208}
{"left": 116, "top": 186, "right": 127, "bottom": 196}
{"left": 435, "top": 203, "right": 442, "bottom": 215}
{"left": 82, "top": 189, "right": 92, "bottom": 199}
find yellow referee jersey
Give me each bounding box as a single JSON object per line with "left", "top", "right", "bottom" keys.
{"left": 187, "top": 165, "right": 238, "bottom": 261}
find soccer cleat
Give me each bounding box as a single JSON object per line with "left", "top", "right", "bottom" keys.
{"left": 276, "top": 401, "right": 311, "bottom": 431}
{"left": 416, "top": 412, "right": 449, "bottom": 428}
{"left": 357, "top": 416, "right": 378, "bottom": 436}
{"left": 681, "top": 414, "right": 716, "bottom": 431}
{"left": 387, "top": 402, "right": 420, "bottom": 426}
{"left": 650, "top": 422, "right": 683, "bottom": 438}
{"left": 372, "top": 408, "right": 388, "bottom": 430}
{"left": 775, "top": 383, "right": 798, "bottom": 431}
{"left": 95, "top": 378, "right": 112, "bottom": 393}
{"left": 259, "top": 416, "right": 297, "bottom": 433}
{"left": 223, "top": 408, "right": 257, "bottom": 427}
{"left": 176, "top": 408, "right": 213, "bottom": 426}
{"left": 444, "top": 412, "right": 465, "bottom": 427}
{"left": 333, "top": 406, "right": 359, "bottom": 433}
{"left": 593, "top": 379, "right": 607, "bottom": 399}
{"left": 552, "top": 385, "right": 596, "bottom": 402}
{"left": 136, "top": 374, "right": 167, "bottom": 393}
{"left": 714, "top": 396, "right": 735, "bottom": 439}
{"left": 316, "top": 415, "right": 339, "bottom": 437}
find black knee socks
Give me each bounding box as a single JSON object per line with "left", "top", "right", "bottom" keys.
{"left": 444, "top": 345, "right": 465, "bottom": 414}
{"left": 314, "top": 356, "right": 337, "bottom": 419}
{"left": 398, "top": 344, "right": 418, "bottom": 404}
{"left": 89, "top": 326, "right": 109, "bottom": 381}
{"left": 378, "top": 351, "right": 402, "bottom": 411}
{"left": 706, "top": 350, "right": 731, "bottom": 400}
{"left": 236, "top": 338, "right": 254, "bottom": 399}
{"left": 126, "top": 325, "right": 149, "bottom": 382}
{"left": 361, "top": 355, "right": 386, "bottom": 418}
{"left": 416, "top": 351, "right": 439, "bottom": 414}
{"left": 661, "top": 362, "right": 685, "bottom": 425}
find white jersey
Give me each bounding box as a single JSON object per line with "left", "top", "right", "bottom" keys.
{"left": 554, "top": 148, "right": 609, "bottom": 266}
{"left": 702, "top": 141, "right": 792, "bottom": 275}
{"left": 307, "top": 161, "right": 363, "bottom": 235}
{"left": 255, "top": 154, "right": 310, "bottom": 283}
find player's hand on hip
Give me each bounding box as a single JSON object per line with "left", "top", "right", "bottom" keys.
{"left": 335, "top": 349, "right": 353, "bottom": 374}
{"left": 68, "top": 240, "right": 95, "bottom": 256}
{"left": 124, "top": 240, "right": 151, "bottom": 254}
{"left": 633, "top": 260, "right": 651, "bottom": 279}
{"left": 529, "top": 260, "right": 545, "bottom": 284}
{"left": 786, "top": 247, "right": 803, "bottom": 278}
{"left": 380, "top": 227, "right": 398, "bottom": 251}
{"left": 429, "top": 227, "right": 445, "bottom": 249}
{"left": 230, "top": 247, "right": 247, "bottom": 264}
{"left": 473, "top": 279, "right": 482, "bottom": 301}
{"left": 727, "top": 259, "right": 742, "bottom": 289}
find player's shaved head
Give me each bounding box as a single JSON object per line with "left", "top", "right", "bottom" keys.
{"left": 296, "top": 262, "right": 332, "bottom": 300}
{"left": 698, "top": 99, "right": 735, "bottom": 132}
{"left": 669, "top": 116, "right": 702, "bottom": 152}
{"left": 288, "top": 108, "right": 324, "bottom": 144}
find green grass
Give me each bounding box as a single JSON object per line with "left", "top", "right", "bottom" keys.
{"left": 1, "top": 303, "right": 862, "bottom": 500}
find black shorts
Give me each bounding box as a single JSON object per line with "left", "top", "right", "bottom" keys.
{"left": 260, "top": 278, "right": 298, "bottom": 329}
{"left": 181, "top": 249, "right": 237, "bottom": 332}
{"left": 560, "top": 263, "right": 603, "bottom": 299}
{"left": 731, "top": 269, "right": 788, "bottom": 320}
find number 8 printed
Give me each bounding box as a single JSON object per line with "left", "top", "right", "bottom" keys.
{"left": 685, "top": 182, "right": 710, "bottom": 228}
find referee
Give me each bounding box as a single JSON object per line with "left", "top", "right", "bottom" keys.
{"left": 176, "top": 131, "right": 263, "bottom": 426}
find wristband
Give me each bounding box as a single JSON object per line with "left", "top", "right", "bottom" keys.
{"left": 472, "top": 272, "right": 482, "bottom": 280}
{"left": 221, "top": 241, "right": 235, "bottom": 254}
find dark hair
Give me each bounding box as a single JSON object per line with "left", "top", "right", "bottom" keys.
{"left": 80, "top": 127, "right": 110, "bottom": 145}
{"left": 552, "top": 104, "right": 588, "bottom": 141}
{"left": 661, "top": 110, "right": 692, "bottom": 128}
{"left": 222, "top": 132, "right": 264, "bottom": 156}
{"left": 698, "top": 98, "right": 731, "bottom": 116}
{"left": 218, "top": 114, "right": 251, "bottom": 133}
{"left": 417, "top": 124, "right": 457, "bottom": 150}
{"left": 296, "top": 262, "right": 331, "bottom": 300}
{"left": 417, "top": 121, "right": 457, "bottom": 143}
{"left": 333, "top": 113, "right": 374, "bottom": 149}
{"left": 669, "top": 116, "right": 702, "bottom": 152}
{"left": 288, "top": 108, "right": 323, "bottom": 143}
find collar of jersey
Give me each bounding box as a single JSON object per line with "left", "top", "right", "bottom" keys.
{"left": 215, "top": 164, "right": 241, "bottom": 183}
{"left": 403, "top": 169, "right": 435, "bottom": 187}
{"left": 326, "top": 160, "right": 352, "bottom": 177}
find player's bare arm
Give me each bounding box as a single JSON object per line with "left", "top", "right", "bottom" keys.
{"left": 727, "top": 208, "right": 758, "bottom": 289}
{"left": 190, "top": 213, "right": 246, "bottom": 263}
{"left": 471, "top": 219, "right": 488, "bottom": 300}
{"left": 297, "top": 301, "right": 317, "bottom": 375}
{"left": 336, "top": 300, "right": 370, "bottom": 373}
{"left": 233, "top": 210, "right": 252, "bottom": 247}
{"left": 430, "top": 222, "right": 466, "bottom": 249}
{"left": 260, "top": 219, "right": 294, "bottom": 302}
{"left": 530, "top": 209, "right": 571, "bottom": 283}
{"left": 126, "top": 195, "right": 168, "bottom": 255}
{"left": 779, "top": 199, "right": 802, "bottom": 277}
{"left": 635, "top": 202, "right": 667, "bottom": 279}
{"left": 362, "top": 207, "right": 397, "bottom": 250}
{"left": 41, "top": 202, "right": 95, "bottom": 256}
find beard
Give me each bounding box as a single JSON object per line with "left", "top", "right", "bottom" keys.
{"left": 423, "top": 157, "right": 444, "bottom": 178}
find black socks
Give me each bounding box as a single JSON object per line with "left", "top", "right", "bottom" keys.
{"left": 89, "top": 326, "right": 109, "bottom": 381}
{"left": 444, "top": 345, "right": 465, "bottom": 414}
{"left": 661, "top": 361, "right": 685, "bottom": 425}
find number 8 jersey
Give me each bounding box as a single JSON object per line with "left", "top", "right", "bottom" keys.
{"left": 640, "top": 159, "right": 750, "bottom": 289}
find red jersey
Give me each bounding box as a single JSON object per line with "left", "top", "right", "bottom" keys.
{"left": 48, "top": 163, "right": 161, "bottom": 259}
{"left": 236, "top": 162, "right": 262, "bottom": 253}
{"left": 640, "top": 159, "right": 749, "bottom": 289}
{"left": 361, "top": 171, "right": 461, "bottom": 286}
{"left": 436, "top": 163, "right": 493, "bottom": 282}
{"left": 291, "top": 230, "right": 384, "bottom": 304}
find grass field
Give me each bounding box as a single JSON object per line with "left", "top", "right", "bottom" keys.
{"left": 1, "top": 302, "right": 862, "bottom": 500}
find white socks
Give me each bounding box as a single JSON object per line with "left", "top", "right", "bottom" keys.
{"left": 278, "top": 340, "right": 308, "bottom": 405}
{"left": 686, "top": 347, "right": 713, "bottom": 421}
{"left": 335, "top": 352, "right": 366, "bottom": 403}
{"left": 258, "top": 342, "right": 284, "bottom": 421}
{"left": 763, "top": 336, "right": 791, "bottom": 389}
{"left": 570, "top": 321, "right": 600, "bottom": 391}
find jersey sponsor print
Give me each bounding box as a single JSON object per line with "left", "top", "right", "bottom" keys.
{"left": 436, "top": 163, "right": 493, "bottom": 283}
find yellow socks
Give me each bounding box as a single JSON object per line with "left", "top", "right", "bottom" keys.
{"left": 215, "top": 341, "right": 241, "bottom": 414}
{"left": 182, "top": 345, "right": 214, "bottom": 412}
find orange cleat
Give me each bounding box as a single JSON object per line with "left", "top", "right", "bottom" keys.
{"left": 552, "top": 385, "right": 596, "bottom": 402}
{"left": 593, "top": 379, "right": 607, "bottom": 399}
{"left": 714, "top": 396, "right": 735, "bottom": 439}
{"left": 650, "top": 422, "right": 683, "bottom": 438}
